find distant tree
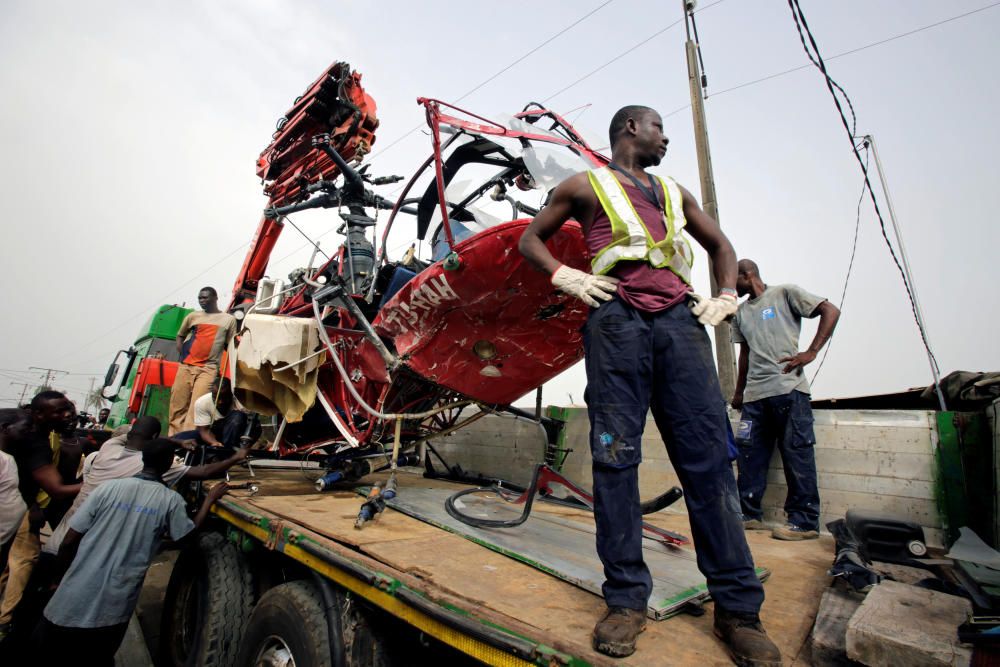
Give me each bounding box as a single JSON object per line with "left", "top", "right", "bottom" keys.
{"left": 85, "top": 387, "right": 107, "bottom": 413}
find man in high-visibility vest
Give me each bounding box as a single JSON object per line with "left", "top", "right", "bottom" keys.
{"left": 519, "top": 106, "right": 779, "bottom": 666}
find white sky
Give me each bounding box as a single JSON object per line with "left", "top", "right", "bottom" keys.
{"left": 0, "top": 0, "right": 997, "bottom": 411}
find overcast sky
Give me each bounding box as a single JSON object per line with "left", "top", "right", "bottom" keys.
{"left": 1, "top": 0, "right": 997, "bottom": 411}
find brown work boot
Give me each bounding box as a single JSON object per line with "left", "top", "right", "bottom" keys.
{"left": 771, "top": 523, "right": 819, "bottom": 541}
{"left": 714, "top": 608, "right": 782, "bottom": 667}
{"left": 592, "top": 606, "right": 647, "bottom": 657}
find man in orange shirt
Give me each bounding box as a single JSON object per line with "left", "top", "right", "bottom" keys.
{"left": 167, "top": 287, "right": 236, "bottom": 435}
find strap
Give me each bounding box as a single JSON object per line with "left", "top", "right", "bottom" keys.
{"left": 608, "top": 163, "right": 662, "bottom": 212}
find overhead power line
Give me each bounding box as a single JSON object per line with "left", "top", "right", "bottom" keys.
{"left": 663, "top": 1, "right": 1000, "bottom": 118}
{"left": 811, "top": 140, "right": 870, "bottom": 385}
{"left": 542, "top": 0, "right": 728, "bottom": 104}
{"left": 367, "top": 0, "right": 620, "bottom": 163}
{"left": 785, "top": 0, "right": 947, "bottom": 409}
{"left": 51, "top": 241, "right": 249, "bottom": 366}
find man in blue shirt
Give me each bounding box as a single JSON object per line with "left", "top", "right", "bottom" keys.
{"left": 34, "top": 439, "right": 228, "bottom": 666}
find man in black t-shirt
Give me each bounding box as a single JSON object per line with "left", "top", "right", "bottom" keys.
{"left": 0, "top": 391, "right": 80, "bottom": 639}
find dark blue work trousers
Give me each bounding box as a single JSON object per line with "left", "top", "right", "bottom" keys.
{"left": 736, "top": 390, "right": 820, "bottom": 531}
{"left": 584, "top": 298, "right": 764, "bottom": 614}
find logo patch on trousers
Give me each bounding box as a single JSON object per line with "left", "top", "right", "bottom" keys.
{"left": 736, "top": 420, "right": 752, "bottom": 440}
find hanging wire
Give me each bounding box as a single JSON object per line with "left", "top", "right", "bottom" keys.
{"left": 787, "top": 0, "right": 946, "bottom": 408}
{"left": 810, "top": 140, "right": 869, "bottom": 385}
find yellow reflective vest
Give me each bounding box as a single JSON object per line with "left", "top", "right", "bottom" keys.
{"left": 586, "top": 167, "right": 693, "bottom": 285}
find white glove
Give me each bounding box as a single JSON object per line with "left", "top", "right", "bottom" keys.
{"left": 550, "top": 265, "right": 619, "bottom": 308}
{"left": 690, "top": 292, "right": 738, "bottom": 326}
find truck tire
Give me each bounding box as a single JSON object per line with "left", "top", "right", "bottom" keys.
{"left": 161, "top": 532, "right": 254, "bottom": 667}
{"left": 237, "top": 581, "right": 332, "bottom": 667}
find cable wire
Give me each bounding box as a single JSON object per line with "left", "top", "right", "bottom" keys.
{"left": 810, "top": 142, "right": 869, "bottom": 385}
{"left": 662, "top": 1, "right": 1000, "bottom": 119}
{"left": 52, "top": 241, "right": 250, "bottom": 365}
{"left": 543, "top": 0, "right": 728, "bottom": 104}
{"left": 786, "top": 0, "right": 945, "bottom": 405}
{"left": 366, "top": 0, "right": 619, "bottom": 163}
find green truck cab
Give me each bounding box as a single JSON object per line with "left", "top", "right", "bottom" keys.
{"left": 102, "top": 304, "right": 192, "bottom": 431}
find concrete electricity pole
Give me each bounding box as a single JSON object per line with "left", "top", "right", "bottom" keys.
{"left": 683, "top": 0, "right": 737, "bottom": 400}
{"left": 10, "top": 382, "right": 33, "bottom": 405}
{"left": 29, "top": 366, "right": 68, "bottom": 391}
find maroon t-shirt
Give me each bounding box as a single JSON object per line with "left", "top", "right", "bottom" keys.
{"left": 585, "top": 180, "right": 691, "bottom": 313}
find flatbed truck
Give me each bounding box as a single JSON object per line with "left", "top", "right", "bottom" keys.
{"left": 158, "top": 466, "right": 826, "bottom": 667}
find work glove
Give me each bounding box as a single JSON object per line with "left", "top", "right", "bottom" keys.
{"left": 550, "top": 265, "right": 619, "bottom": 308}
{"left": 689, "top": 292, "right": 738, "bottom": 326}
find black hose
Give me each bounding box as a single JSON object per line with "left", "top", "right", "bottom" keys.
{"left": 311, "top": 572, "right": 347, "bottom": 667}
{"left": 445, "top": 463, "right": 683, "bottom": 530}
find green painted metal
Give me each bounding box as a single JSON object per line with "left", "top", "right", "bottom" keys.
{"left": 545, "top": 405, "right": 582, "bottom": 471}
{"left": 106, "top": 337, "right": 152, "bottom": 428}
{"left": 142, "top": 304, "right": 192, "bottom": 340}
{"left": 935, "top": 412, "right": 967, "bottom": 544}
{"left": 104, "top": 304, "right": 192, "bottom": 428}
{"left": 934, "top": 411, "right": 997, "bottom": 546}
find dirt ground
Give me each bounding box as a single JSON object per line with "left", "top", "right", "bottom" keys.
{"left": 135, "top": 550, "right": 178, "bottom": 665}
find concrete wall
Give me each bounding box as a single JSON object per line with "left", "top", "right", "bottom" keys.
{"left": 432, "top": 406, "right": 944, "bottom": 545}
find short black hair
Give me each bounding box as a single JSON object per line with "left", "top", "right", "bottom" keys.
{"left": 0, "top": 408, "right": 27, "bottom": 429}
{"left": 737, "top": 258, "right": 760, "bottom": 277}
{"left": 608, "top": 105, "right": 656, "bottom": 148}
{"left": 142, "top": 438, "right": 177, "bottom": 474}
{"left": 199, "top": 286, "right": 218, "bottom": 297}
{"left": 30, "top": 390, "right": 66, "bottom": 411}
{"left": 129, "top": 415, "right": 162, "bottom": 441}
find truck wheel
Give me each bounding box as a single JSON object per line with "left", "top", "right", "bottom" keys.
{"left": 237, "top": 581, "right": 332, "bottom": 667}
{"left": 161, "top": 532, "right": 254, "bottom": 667}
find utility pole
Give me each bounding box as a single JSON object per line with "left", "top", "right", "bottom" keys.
{"left": 864, "top": 134, "right": 947, "bottom": 411}
{"left": 683, "top": 1, "right": 737, "bottom": 399}
{"left": 9, "top": 382, "right": 33, "bottom": 405}
{"left": 29, "top": 366, "right": 68, "bottom": 391}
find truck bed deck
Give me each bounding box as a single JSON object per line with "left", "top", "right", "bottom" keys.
{"left": 213, "top": 467, "right": 832, "bottom": 666}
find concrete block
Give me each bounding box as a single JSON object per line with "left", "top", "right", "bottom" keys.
{"left": 846, "top": 580, "right": 972, "bottom": 667}
{"left": 811, "top": 587, "right": 864, "bottom": 667}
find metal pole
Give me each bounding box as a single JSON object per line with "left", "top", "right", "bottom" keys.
{"left": 683, "top": 4, "right": 736, "bottom": 400}
{"left": 865, "top": 134, "right": 947, "bottom": 411}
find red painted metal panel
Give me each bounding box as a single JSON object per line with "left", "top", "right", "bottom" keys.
{"left": 374, "top": 219, "right": 590, "bottom": 405}
{"left": 128, "top": 358, "right": 180, "bottom": 414}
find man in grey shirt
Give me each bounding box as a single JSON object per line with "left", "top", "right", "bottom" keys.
{"left": 35, "top": 439, "right": 228, "bottom": 666}
{"left": 731, "top": 259, "right": 840, "bottom": 540}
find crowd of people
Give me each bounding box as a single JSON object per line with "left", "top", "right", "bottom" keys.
{"left": 0, "top": 374, "right": 248, "bottom": 663}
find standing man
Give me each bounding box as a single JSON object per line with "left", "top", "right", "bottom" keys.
{"left": 519, "top": 106, "right": 780, "bottom": 665}
{"left": 36, "top": 439, "right": 228, "bottom": 665}
{"left": 0, "top": 391, "right": 79, "bottom": 642}
{"left": 168, "top": 287, "right": 236, "bottom": 435}
{"left": 731, "top": 259, "right": 840, "bottom": 540}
